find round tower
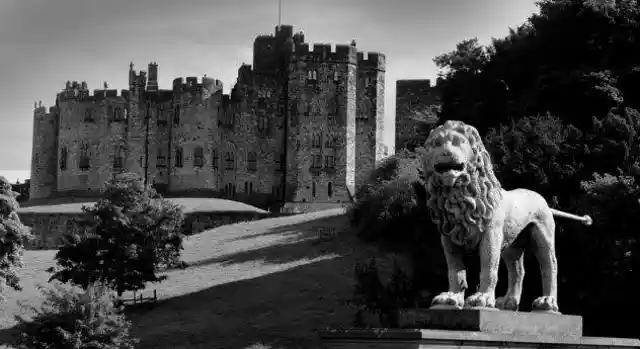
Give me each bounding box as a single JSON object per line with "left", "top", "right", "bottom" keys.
{"left": 29, "top": 103, "right": 58, "bottom": 200}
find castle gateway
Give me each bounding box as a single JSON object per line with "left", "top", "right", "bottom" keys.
{"left": 30, "top": 25, "right": 386, "bottom": 210}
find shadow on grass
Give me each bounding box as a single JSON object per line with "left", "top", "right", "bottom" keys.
{"left": 183, "top": 212, "right": 353, "bottom": 270}
{"left": 0, "top": 325, "right": 21, "bottom": 348}
{"left": 126, "top": 256, "right": 357, "bottom": 349}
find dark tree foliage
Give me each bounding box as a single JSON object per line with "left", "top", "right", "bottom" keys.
{"left": 0, "top": 176, "right": 33, "bottom": 301}
{"left": 15, "top": 282, "right": 139, "bottom": 349}
{"left": 48, "top": 173, "right": 185, "bottom": 297}
{"left": 347, "top": 0, "right": 640, "bottom": 337}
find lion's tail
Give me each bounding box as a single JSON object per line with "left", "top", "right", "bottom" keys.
{"left": 550, "top": 208, "right": 593, "bottom": 226}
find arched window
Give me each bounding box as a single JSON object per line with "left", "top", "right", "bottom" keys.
{"left": 59, "top": 146, "right": 68, "bottom": 171}
{"left": 211, "top": 149, "right": 219, "bottom": 169}
{"left": 247, "top": 152, "right": 257, "bottom": 172}
{"left": 225, "top": 152, "right": 235, "bottom": 170}
{"left": 79, "top": 142, "right": 90, "bottom": 170}
{"left": 312, "top": 181, "right": 316, "bottom": 198}
{"left": 193, "top": 146, "right": 204, "bottom": 167}
{"left": 175, "top": 147, "right": 183, "bottom": 168}
{"left": 328, "top": 182, "right": 333, "bottom": 198}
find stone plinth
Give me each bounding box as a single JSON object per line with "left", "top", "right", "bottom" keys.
{"left": 319, "top": 309, "right": 640, "bottom": 349}
{"left": 401, "top": 308, "right": 583, "bottom": 337}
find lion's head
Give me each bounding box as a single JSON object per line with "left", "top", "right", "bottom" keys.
{"left": 420, "top": 120, "right": 503, "bottom": 248}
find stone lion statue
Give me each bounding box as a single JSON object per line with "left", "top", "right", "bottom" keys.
{"left": 421, "top": 120, "right": 592, "bottom": 313}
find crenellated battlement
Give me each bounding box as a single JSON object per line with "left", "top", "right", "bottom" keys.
{"left": 172, "top": 76, "right": 223, "bottom": 94}
{"left": 293, "top": 43, "right": 357, "bottom": 64}
{"left": 357, "top": 51, "right": 386, "bottom": 71}
{"left": 57, "top": 88, "right": 131, "bottom": 103}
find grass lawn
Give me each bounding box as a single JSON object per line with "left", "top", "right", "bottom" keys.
{"left": 17, "top": 197, "right": 268, "bottom": 214}
{"left": 0, "top": 207, "right": 373, "bottom": 349}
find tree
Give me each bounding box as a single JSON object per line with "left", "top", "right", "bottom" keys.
{"left": 0, "top": 176, "right": 33, "bottom": 302}
{"left": 15, "top": 282, "right": 139, "bottom": 349}
{"left": 48, "top": 172, "right": 185, "bottom": 297}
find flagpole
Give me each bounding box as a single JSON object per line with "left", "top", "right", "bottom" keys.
{"left": 278, "top": 0, "right": 282, "bottom": 27}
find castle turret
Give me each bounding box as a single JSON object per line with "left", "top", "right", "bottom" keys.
{"left": 147, "top": 62, "right": 158, "bottom": 92}
{"left": 30, "top": 102, "right": 59, "bottom": 200}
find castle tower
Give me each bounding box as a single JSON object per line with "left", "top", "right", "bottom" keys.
{"left": 147, "top": 62, "right": 158, "bottom": 92}
{"left": 285, "top": 38, "right": 359, "bottom": 207}
{"left": 29, "top": 103, "right": 59, "bottom": 200}
{"left": 355, "top": 51, "right": 386, "bottom": 188}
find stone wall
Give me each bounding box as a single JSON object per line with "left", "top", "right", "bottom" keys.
{"left": 20, "top": 210, "right": 272, "bottom": 250}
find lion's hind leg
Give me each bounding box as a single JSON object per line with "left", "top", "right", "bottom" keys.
{"left": 496, "top": 245, "right": 525, "bottom": 311}
{"left": 530, "top": 217, "right": 560, "bottom": 313}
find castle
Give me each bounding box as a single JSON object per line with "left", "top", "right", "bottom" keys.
{"left": 29, "top": 24, "right": 386, "bottom": 210}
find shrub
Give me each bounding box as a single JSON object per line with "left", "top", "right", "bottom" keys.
{"left": 48, "top": 172, "right": 185, "bottom": 296}
{"left": 0, "top": 176, "right": 33, "bottom": 302}
{"left": 348, "top": 149, "right": 437, "bottom": 252}
{"left": 15, "top": 282, "right": 139, "bottom": 349}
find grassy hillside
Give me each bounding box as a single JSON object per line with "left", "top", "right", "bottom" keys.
{"left": 0, "top": 208, "right": 373, "bottom": 349}
{"left": 17, "top": 197, "right": 268, "bottom": 214}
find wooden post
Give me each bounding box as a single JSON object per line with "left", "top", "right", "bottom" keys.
{"left": 153, "top": 289, "right": 157, "bottom": 301}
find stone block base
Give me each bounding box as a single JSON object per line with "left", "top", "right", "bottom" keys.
{"left": 320, "top": 309, "right": 640, "bottom": 348}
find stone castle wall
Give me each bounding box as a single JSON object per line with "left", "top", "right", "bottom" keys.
{"left": 29, "top": 25, "right": 387, "bottom": 212}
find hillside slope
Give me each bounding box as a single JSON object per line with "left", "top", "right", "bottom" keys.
{"left": 1, "top": 208, "right": 374, "bottom": 349}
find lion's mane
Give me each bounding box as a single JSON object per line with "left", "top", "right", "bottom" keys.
{"left": 421, "top": 121, "right": 503, "bottom": 248}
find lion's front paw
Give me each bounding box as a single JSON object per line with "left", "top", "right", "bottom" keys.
{"left": 464, "top": 292, "right": 496, "bottom": 309}
{"left": 532, "top": 296, "right": 559, "bottom": 313}
{"left": 431, "top": 291, "right": 464, "bottom": 309}
{"left": 495, "top": 296, "right": 520, "bottom": 311}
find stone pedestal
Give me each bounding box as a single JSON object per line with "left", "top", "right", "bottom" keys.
{"left": 319, "top": 308, "right": 640, "bottom": 348}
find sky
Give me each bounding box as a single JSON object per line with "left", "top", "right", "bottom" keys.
{"left": 0, "top": 0, "right": 538, "bottom": 184}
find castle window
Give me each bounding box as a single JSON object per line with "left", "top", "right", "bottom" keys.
{"left": 304, "top": 101, "right": 310, "bottom": 116}
{"left": 157, "top": 148, "right": 166, "bottom": 168}
{"left": 193, "top": 146, "right": 204, "bottom": 167}
{"left": 247, "top": 152, "right": 257, "bottom": 172}
{"left": 312, "top": 182, "right": 316, "bottom": 198}
{"left": 312, "top": 154, "right": 322, "bottom": 169}
{"left": 324, "top": 155, "right": 335, "bottom": 168}
{"left": 157, "top": 106, "right": 166, "bottom": 125}
{"left": 275, "top": 153, "right": 284, "bottom": 172}
{"left": 84, "top": 109, "right": 93, "bottom": 122}
{"left": 175, "top": 147, "right": 183, "bottom": 168}
{"left": 328, "top": 182, "right": 333, "bottom": 197}
{"left": 244, "top": 181, "right": 254, "bottom": 194}
{"left": 113, "top": 146, "right": 125, "bottom": 169}
{"left": 224, "top": 151, "right": 235, "bottom": 170}
{"left": 113, "top": 107, "right": 123, "bottom": 121}
{"left": 211, "top": 149, "right": 219, "bottom": 169}
{"left": 324, "top": 134, "right": 334, "bottom": 149}
{"left": 79, "top": 143, "right": 90, "bottom": 170}
{"left": 60, "top": 147, "right": 68, "bottom": 171}
{"left": 174, "top": 105, "right": 180, "bottom": 125}
{"left": 312, "top": 133, "right": 322, "bottom": 149}
{"left": 258, "top": 114, "right": 268, "bottom": 136}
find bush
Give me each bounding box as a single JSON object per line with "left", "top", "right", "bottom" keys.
{"left": 348, "top": 149, "right": 437, "bottom": 252}
{"left": 0, "top": 176, "right": 33, "bottom": 302}
{"left": 48, "top": 172, "right": 185, "bottom": 296}
{"left": 15, "top": 282, "right": 139, "bottom": 349}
